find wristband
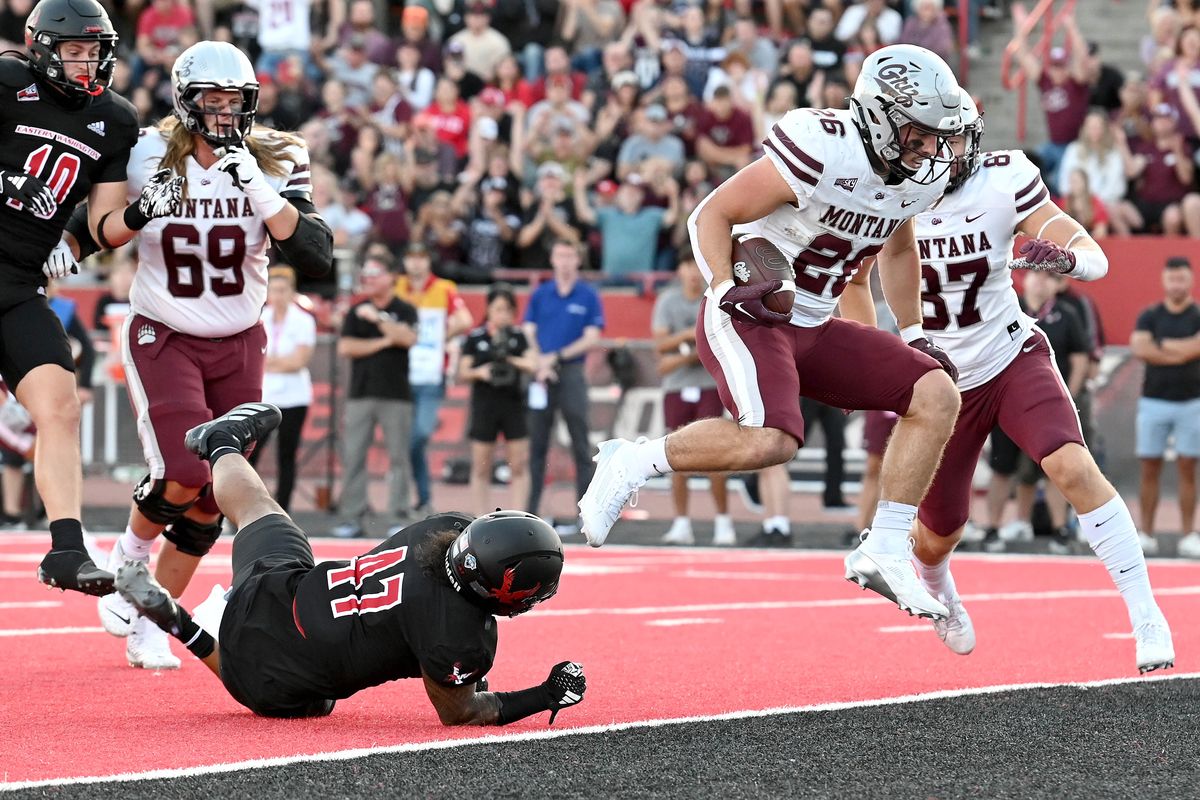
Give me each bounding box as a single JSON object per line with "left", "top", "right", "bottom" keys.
{"left": 1067, "top": 246, "right": 1108, "bottom": 281}
{"left": 709, "top": 278, "right": 734, "bottom": 300}
{"left": 495, "top": 686, "right": 550, "bottom": 725}
{"left": 122, "top": 203, "right": 151, "bottom": 232}
{"left": 899, "top": 324, "right": 925, "bottom": 344}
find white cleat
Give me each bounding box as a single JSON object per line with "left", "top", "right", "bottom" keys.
{"left": 1178, "top": 531, "right": 1200, "bottom": 559}
{"left": 998, "top": 520, "right": 1033, "bottom": 543}
{"left": 126, "top": 615, "right": 181, "bottom": 670}
{"left": 1134, "top": 614, "right": 1175, "bottom": 675}
{"left": 661, "top": 517, "right": 694, "bottom": 545}
{"left": 1137, "top": 531, "right": 1159, "bottom": 556}
{"left": 844, "top": 532, "right": 949, "bottom": 620}
{"left": 97, "top": 540, "right": 144, "bottom": 637}
{"left": 579, "top": 438, "right": 648, "bottom": 548}
{"left": 712, "top": 515, "right": 737, "bottom": 547}
{"left": 933, "top": 595, "right": 976, "bottom": 655}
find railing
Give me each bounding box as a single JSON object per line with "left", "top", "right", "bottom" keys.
{"left": 1000, "top": 0, "right": 1078, "bottom": 143}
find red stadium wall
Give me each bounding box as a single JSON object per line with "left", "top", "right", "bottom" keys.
{"left": 60, "top": 236, "right": 1197, "bottom": 344}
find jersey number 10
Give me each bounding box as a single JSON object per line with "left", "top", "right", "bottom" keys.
{"left": 5, "top": 144, "right": 80, "bottom": 219}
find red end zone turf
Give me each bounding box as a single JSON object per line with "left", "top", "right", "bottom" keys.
{"left": 1, "top": 534, "right": 1196, "bottom": 785}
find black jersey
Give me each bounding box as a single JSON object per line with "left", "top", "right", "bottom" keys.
{"left": 0, "top": 58, "right": 138, "bottom": 282}
{"left": 219, "top": 513, "right": 498, "bottom": 714}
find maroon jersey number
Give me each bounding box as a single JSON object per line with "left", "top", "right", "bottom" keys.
{"left": 161, "top": 223, "right": 248, "bottom": 298}
{"left": 792, "top": 233, "right": 883, "bottom": 299}
{"left": 921, "top": 257, "right": 990, "bottom": 331}
{"left": 327, "top": 546, "right": 409, "bottom": 619}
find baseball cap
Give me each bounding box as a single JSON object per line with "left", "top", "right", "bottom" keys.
{"left": 644, "top": 104, "right": 668, "bottom": 122}
{"left": 596, "top": 179, "right": 618, "bottom": 196}
{"left": 402, "top": 5, "right": 429, "bottom": 26}
{"left": 537, "top": 161, "right": 566, "bottom": 180}
{"left": 483, "top": 176, "right": 508, "bottom": 192}
{"left": 405, "top": 241, "right": 431, "bottom": 256}
{"left": 611, "top": 70, "right": 638, "bottom": 90}
{"left": 466, "top": 0, "right": 493, "bottom": 13}
{"left": 662, "top": 38, "right": 686, "bottom": 53}
{"left": 479, "top": 86, "right": 506, "bottom": 106}
{"left": 1049, "top": 46, "right": 1068, "bottom": 64}
{"left": 445, "top": 40, "right": 465, "bottom": 58}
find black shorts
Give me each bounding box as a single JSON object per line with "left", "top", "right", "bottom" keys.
{"left": 469, "top": 392, "right": 529, "bottom": 443}
{"left": 229, "top": 512, "right": 315, "bottom": 591}
{"left": 0, "top": 290, "right": 75, "bottom": 390}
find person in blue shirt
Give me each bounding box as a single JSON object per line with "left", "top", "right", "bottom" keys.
{"left": 522, "top": 239, "right": 605, "bottom": 527}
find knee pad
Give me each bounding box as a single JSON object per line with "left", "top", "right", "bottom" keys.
{"left": 163, "top": 515, "right": 223, "bottom": 557}
{"left": 133, "top": 475, "right": 199, "bottom": 526}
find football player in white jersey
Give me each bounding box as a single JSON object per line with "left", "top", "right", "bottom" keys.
{"left": 65, "top": 41, "right": 333, "bottom": 668}
{"left": 580, "top": 44, "right": 965, "bottom": 621}
{"left": 902, "top": 96, "right": 1174, "bottom": 673}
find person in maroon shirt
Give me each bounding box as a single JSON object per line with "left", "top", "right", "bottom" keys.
{"left": 1015, "top": 16, "right": 1092, "bottom": 185}
{"left": 1118, "top": 104, "right": 1200, "bottom": 235}
{"left": 658, "top": 74, "right": 705, "bottom": 157}
{"left": 694, "top": 85, "right": 754, "bottom": 183}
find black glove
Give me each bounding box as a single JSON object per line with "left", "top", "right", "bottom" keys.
{"left": 909, "top": 337, "right": 959, "bottom": 383}
{"left": 1010, "top": 238, "right": 1076, "bottom": 274}
{"left": 0, "top": 169, "right": 56, "bottom": 218}
{"left": 544, "top": 661, "right": 586, "bottom": 725}
{"left": 715, "top": 280, "right": 793, "bottom": 327}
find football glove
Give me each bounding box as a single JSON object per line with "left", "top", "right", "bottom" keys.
{"left": 0, "top": 169, "right": 56, "bottom": 218}
{"left": 214, "top": 146, "right": 286, "bottom": 218}
{"left": 1009, "top": 238, "right": 1076, "bottom": 275}
{"left": 909, "top": 337, "right": 959, "bottom": 383}
{"left": 714, "top": 279, "right": 793, "bottom": 327}
{"left": 137, "top": 169, "right": 185, "bottom": 220}
{"left": 544, "top": 661, "right": 586, "bottom": 725}
{"left": 42, "top": 238, "right": 78, "bottom": 279}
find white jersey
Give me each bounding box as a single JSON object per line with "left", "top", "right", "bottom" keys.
{"left": 698, "top": 108, "right": 950, "bottom": 328}
{"left": 913, "top": 150, "right": 1053, "bottom": 390}
{"left": 246, "top": 0, "right": 312, "bottom": 52}
{"left": 126, "top": 130, "right": 312, "bottom": 338}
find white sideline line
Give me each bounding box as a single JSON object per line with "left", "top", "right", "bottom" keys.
{"left": 0, "top": 601, "right": 61, "bottom": 610}
{"left": 879, "top": 625, "right": 929, "bottom": 633}
{"left": 645, "top": 618, "right": 722, "bottom": 627}
{"left": 0, "top": 626, "right": 103, "bottom": 638}
{"left": 2, "top": 670, "right": 1196, "bottom": 792}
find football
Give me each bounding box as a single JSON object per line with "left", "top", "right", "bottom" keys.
{"left": 730, "top": 235, "right": 796, "bottom": 315}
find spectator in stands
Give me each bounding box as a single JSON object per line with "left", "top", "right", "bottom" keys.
{"left": 1151, "top": 24, "right": 1200, "bottom": 142}
{"left": 368, "top": 71, "right": 414, "bottom": 152}
{"left": 517, "top": 162, "right": 583, "bottom": 270}
{"left": 134, "top": 0, "right": 197, "bottom": 85}
{"left": 726, "top": 16, "right": 780, "bottom": 74}
{"left": 573, "top": 168, "right": 679, "bottom": 281}
{"left": 336, "top": 0, "right": 395, "bottom": 68}
{"left": 399, "top": 3, "right": 443, "bottom": 74}
{"left": 424, "top": 78, "right": 473, "bottom": 161}
{"left": 673, "top": 5, "right": 727, "bottom": 87}
{"left": 312, "top": 166, "right": 373, "bottom": 252}
{"left": 409, "top": 114, "right": 461, "bottom": 185}
{"left": 1112, "top": 71, "right": 1154, "bottom": 144}
{"left": 773, "top": 39, "right": 820, "bottom": 111}
{"left": 523, "top": 240, "right": 604, "bottom": 529}
{"left": 412, "top": 191, "right": 468, "bottom": 275}
{"left": 447, "top": 0, "right": 512, "bottom": 82}
{"left": 462, "top": 176, "right": 522, "bottom": 280}
{"left": 658, "top": 75, "right": 704, "bottom": 155}
{"left": 396, "top": 41, "right": 437, "bottom": 112}
{"left": 696, "top": 85, "right": 755, "bottom": 182}
{"left": 333, "top": 255, "right": 419, "bottom": 539}
{"left": 1014, "top": 18, "right": 1092, "bottom": 186}
{"left": 254, "top": 73, "right": 303, "bottom": 133}
{"left": 443, "top": 40, "right": 487, "bottom": 102}
{"left": 1058, "top": 110, "right": 1129, "bottom": 210}
{"left": 1145, "top": 7, "right": 1184, "bottom": 73}
{"left": 757, "top": 80, "right": 801, "bottom": 141}
{"left": 617, "top": 104, "right": 687, "bottom": 179}
{"left": 459, "top": 284, "right": 535, "bottom": 514}
{"left": 1084, "top": 40, "right": 1126, "bottom": 112}
{"left": 822, "top": 75, "right": 853, "bottom": 110}
{"left": 322, "top": 35, "right": 377, "bottom": 110}
{"left": 527, "top": 74, "right": 592, "bottom": 137}
{"left": 654, "top": 255, "right": 736, "bottom": 547}
{"left": 702, "top": 51, "right": 768, "bottom": 108}
{"left": 491, "top": 0, "right": 561, "bottom": 81}
{"left": 524, "top": 45, "right": 589, "bottom": 105}
{"left": 1056, "top": 169, "right": 1112, "bottom": 237}
{"left": 806, "top": 8, "right": 847, "bottom": 75}
{"left": 396, "top": 243, "right": 475, "bottom": 517}
{"left": 362, "top": 152, "right": 413, "bottom": 251}
{"left": 584, "top": 42, "right": 635, "bottom": 107}
{"left": 899, "top": 0, "right": 955, "bottom": 64}
{"left": 843, "top": 22, "right": 885, "bottom": 86}
{"left": 248, "top": 0, "right": 332, "bottom": 83}
{"left": 835, "top": 0, "right": 901, "bottom": 45}
{"left": 251, "top": 268, "right": 316, "bottom": 513}
{"left": 316, "top": 79, "right": 362, "bottom": 175}
{"left": 1117, "top": 104, "right": 1200, "bottom": 236}
{"left": 1131, "top": 257, "right": 1200, "bottom": 557}
{"left": 661, "top": 38, "right": 706, "bottom": 99}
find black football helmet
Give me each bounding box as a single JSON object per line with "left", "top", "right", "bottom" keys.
{"left": 25, "top": 0, "right": 117, "bottom": 97}
{"left": 444, "top": 511, "right": 564, "bottom": 617}
{"left": 946, "top": 95, "right": 984, "bottom": 195}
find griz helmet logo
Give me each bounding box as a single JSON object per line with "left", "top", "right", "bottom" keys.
{"left": 876, "top": 62, "right": 922, "bottom": 108}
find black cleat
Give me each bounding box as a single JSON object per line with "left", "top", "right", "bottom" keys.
{"left": 38, "top": 549, "right": 115, "bottom": 596}
{"left": 115, "top": 560, "right": 179, "bottom": 635}
{"left": 184, "top": 403, "right": 282, "bottom": 460}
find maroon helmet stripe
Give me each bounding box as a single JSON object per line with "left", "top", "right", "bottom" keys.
{"left": 764, "top": 140, "right": 818, "bottom": 186}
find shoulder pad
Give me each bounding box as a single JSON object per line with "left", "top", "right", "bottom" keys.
{"left": 0, "top": 57, "right": 33, "bottom": 88}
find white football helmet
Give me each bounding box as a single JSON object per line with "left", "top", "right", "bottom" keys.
{"left": 946, "top": 94, "right": 984, "bottom": 194}
{"left": 850, "top": 44, "right": 963, "bottom": 184}
{"left": 171, "top": 41, "right": 259, "bottom": 147}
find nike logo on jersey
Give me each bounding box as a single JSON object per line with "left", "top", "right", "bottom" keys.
{"left": 965, "top": 213, "right": 986, "bottom": 223}
{"left": 1022, "top": 342, "right": 1037, "bottom": 353}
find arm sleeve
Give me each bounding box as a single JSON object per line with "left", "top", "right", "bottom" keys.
{"left": 66, "top": 315, "right": 96, "bottom": 388}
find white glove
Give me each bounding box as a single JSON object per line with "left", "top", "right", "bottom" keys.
{"left": 213, "top": 147, "right": 286, "bottom": 218}
{"left": 137, "top": 169, "right": 185, "bottom": 220}
{"left": 0, "top": 169, "right": 57, "bottom": 219}
{"left": 42, "top": 238, "right": 78, "bottom": 279}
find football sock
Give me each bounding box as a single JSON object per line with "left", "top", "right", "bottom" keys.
{"left": 119, "top": 528, "right": 153, "bottom": 562}
{"left": 913, "top": 555, "right": 957, "bottom": 600}
{"left": 632, "top": 436, "right": 671, "bottom": 478}
{"left": 204, "top": 431, "right": 242, "bottom": 465}
{"left": 171, "top": 604, "right": 216, "bottom": 660}
{"left": 1080, "top": 494, "right": 1157, "bottom": 626}
{"left": 48, "top": 518, "right": 85, "bottom": 553}
{"left": 866, "top": 501, "right": 918, "bottom": 555}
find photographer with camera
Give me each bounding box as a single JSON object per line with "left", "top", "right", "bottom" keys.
{"left": 459, "top": 285, "right": 537, "bottom": 515}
